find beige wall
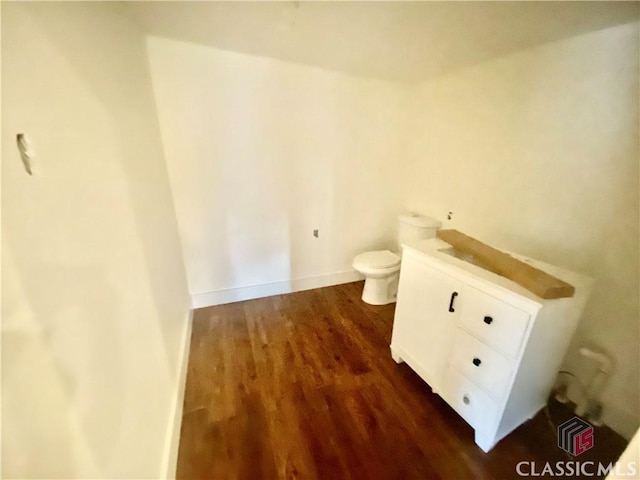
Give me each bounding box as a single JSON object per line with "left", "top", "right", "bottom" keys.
{"left": 403, "top": 22, "right": 639, "bottom": 438}
{"left": 146, "top": 37, "right": 406, "bottom": 303}
{"left": 1, "top": 3, "right": 190, "bottom": 478}
{"left": 2, "top": 7, "right": 637, "bottom": 480}
{"left": 146, "top": 23, "right": 639, "bottom": 438}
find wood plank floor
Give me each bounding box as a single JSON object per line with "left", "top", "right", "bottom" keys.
{"left": 177, "top": 281, "right": 627, "bottom": 479}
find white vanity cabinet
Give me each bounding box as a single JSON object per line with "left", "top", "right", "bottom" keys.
{"left": 390, "top": 239, "right": 593, "bottom": 452}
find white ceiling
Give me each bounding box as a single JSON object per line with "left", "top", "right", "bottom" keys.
{"left": 130, "top": 1, "right": 640, "bottom": 82}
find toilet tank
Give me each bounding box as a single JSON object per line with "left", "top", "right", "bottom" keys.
{"left": 397, "top": 213, "right": 442, "bottom": 252}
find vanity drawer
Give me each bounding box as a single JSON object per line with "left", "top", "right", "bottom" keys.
{"left": 450, "top": 331, "right": 514, "bottom": 400}
{"left": 459, "top": 287, "right": 530, "bottom": 358}
{"left": 442, "top": 366, "right": 499, "bottom": 433}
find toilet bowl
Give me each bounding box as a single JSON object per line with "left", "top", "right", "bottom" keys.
{"left": 352, "top": 250, "right": 401, "bottom": 305}
{"left": 353, "top": 213, "right": 441, "bottom": 305}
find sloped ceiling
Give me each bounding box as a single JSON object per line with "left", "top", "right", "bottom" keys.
{"left": 130, "top": 1, "right": 639, "bottom": 82}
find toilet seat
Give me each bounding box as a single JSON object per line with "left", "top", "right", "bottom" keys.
{"left": 352, "top": 212, "right": 441, "bottom": 305}
{"left": 353, "top": 250, "right": 401, "bottom": 275}
{"left": 352, "top": 250, "right": 402, "bottom": 305}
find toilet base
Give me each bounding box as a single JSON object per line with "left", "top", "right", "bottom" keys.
{"left": 361, "top": 273, "right": 400, "bottom": 305}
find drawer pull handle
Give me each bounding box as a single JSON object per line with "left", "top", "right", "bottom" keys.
{"left": 448, "top": 292, "right": 458, "bottom": 312}
{"left": 463, "top": 394, "right": 471, "bottom": 405}
{"left": 472, "top": 357, "right": 482, "bottom": 367}
{"left": 483, "top": 316, "right": 493, "bottom": 325}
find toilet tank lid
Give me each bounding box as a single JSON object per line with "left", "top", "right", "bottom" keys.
{"left": 398, "top": 213, "right": 441, "bottom": 228}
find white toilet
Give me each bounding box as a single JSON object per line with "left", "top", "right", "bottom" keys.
{"left": 352, "top": 213, "right": 442, "bottom": 305}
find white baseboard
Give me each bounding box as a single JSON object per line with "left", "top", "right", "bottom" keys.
{"left": 161, "top": 309, "right": 193, "bottom": 479}
{"left": 191, "top": 270, "right": 363, "bottom": 309}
